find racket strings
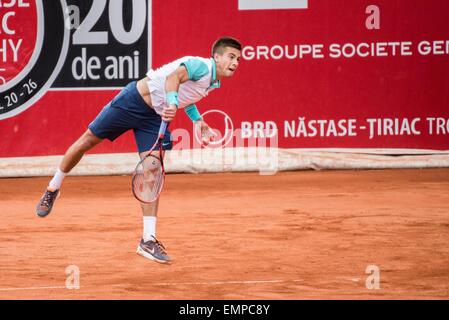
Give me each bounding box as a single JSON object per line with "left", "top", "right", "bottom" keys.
{"left": 133, "top": 156, "right": 164, "bottom": 202}
{"left": 151, "top": 167, "right": 163, "bottom": 199}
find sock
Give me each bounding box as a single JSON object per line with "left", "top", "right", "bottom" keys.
{"left": 48, "top": 168, "right": 66, "bottom": 191}
{"left": 143, "top": 216, "right": 157, "bottom": 242}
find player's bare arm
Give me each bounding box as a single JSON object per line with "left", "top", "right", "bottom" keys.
{"left": 162, "top": 66, "right": 189, "bottom": 122}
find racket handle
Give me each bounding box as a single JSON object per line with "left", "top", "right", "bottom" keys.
{"left": 158, "top": 120, "right": 168, "bottom": 139}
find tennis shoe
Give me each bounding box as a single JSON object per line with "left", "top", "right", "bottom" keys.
{"left": 36, "top": 188, "right": 60, "bottom": 218}
{"left": 136, "top": 236, "right": 172, "bottom": 264}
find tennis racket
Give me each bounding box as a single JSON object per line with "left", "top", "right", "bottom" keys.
{"left": 132, "top": 121, "right": 168, "bottom": 203}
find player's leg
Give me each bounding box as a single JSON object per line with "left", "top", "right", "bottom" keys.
{"left": 139, "top": 147, "right": 161, "bottom": 239}
{"left": 133, "top": 110, "right": 173, "bottom": 263}
{"left": 136, "top": 149, "right": 172, "bottom": 264}
{"left": 59, "top": 129, "right": 103, "bottom": 173}
{"left": 36, "top": 82, "right": 139, "bottom": 218}
{"left": 36, "top": 129, "right": 104, "bottom": 217}
{"left": 47, "top": 129, "right": 103, "bottom": 191}
{"left": 141, "top": 193, "right": 159, "bottom": 238}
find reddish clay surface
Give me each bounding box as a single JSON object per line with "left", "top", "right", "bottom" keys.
{"left": 1, "top": 169, "right": 449, "bottom": 299}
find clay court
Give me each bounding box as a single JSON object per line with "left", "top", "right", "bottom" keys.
{"left": 1, "top": 168, "right": 448, "bottom": 299}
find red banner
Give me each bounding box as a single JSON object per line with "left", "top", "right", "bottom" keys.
{"left": 1, "top": 0, "right": 448, "bottom": 158}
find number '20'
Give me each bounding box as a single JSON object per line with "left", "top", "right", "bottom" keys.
{"left": 67, "top": 0, "right": 147, "bottom": 45}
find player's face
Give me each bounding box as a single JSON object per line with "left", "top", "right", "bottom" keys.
{"left": 214, "top": 47, "right": 241, "bottom": 79}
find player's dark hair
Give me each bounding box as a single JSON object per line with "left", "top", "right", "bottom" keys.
{"left": 212, "top": 37, "right": 242, "bottom": 56}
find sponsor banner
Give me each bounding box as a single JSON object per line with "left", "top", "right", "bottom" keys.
{"left": 52, "top": 0, "right": 150, "bottom": 88}
{"left": 0, "top": 0, "right": 449, "bottom": 158}
{"left": 0, "top": 0, "right": 69, "bottom": 119}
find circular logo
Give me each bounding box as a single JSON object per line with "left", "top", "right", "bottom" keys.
{"left": 194, "top": 109, "right": 234, "bottom": 149}
{"left": 0, "top": 0, "right": 70, "bottom": 120}
{"left": 1, "top": 2, "right": 37, "bottom": 83}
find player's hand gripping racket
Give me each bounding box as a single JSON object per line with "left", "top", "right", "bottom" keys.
{"left": 132, "top": 121, "right": 168, "bottom": 203}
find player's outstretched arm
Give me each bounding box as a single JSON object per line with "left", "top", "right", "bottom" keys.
{"left": 184, "top": 104, "right": 216, "bottom": 146}
{"left": 195, "top": 119, "right": 217, "bottom": 146}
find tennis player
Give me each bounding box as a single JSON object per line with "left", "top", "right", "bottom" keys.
{"left": 36, "top": 37, "right": 242, "bottom": 264}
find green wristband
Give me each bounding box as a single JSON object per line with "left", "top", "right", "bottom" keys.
{"left": 166, "top": 91, "right": 179, "bottom": 108}
{"left": 184, "top": 104, "right": 202, "bottom": 122}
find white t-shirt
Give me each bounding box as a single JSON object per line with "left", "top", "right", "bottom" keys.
{"left": 146, "top": 56, "right": 221, "bottom": 115}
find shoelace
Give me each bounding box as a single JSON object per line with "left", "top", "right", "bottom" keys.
{"left": 41, "top": 191, "right": 55, "bottom": 208}
{"left": 150, "top": 236, "right": 167, "bottom": 253}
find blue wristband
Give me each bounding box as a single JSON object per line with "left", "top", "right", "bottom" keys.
{"left": 184, "top": 104, "right": 202, "bottom": 122}
{"left": 166, "top": 91, "right": 179, "bottom": 108}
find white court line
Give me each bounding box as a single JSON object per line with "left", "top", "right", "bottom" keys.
{"left": 0, "top": 286, "right": 69, "bottom": 292}
{"left": 1, "top": 281, "right": 448, "bottom": 297}
{"left": 112, "top": 279, "right": 304, "bottom": 287}
{"left": 0, "top": 279, "right": 303, "bottom": 292}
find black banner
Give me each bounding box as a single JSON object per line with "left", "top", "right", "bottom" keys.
{"left": 52, "top": 0, "right": 149, "bottom": 88}
{"left": 0, "top": 0, "right": 68, "bottom": 118}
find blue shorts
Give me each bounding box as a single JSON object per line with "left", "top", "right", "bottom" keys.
{"left": 88, "top": 81, "right": 172, "bottom": 153}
